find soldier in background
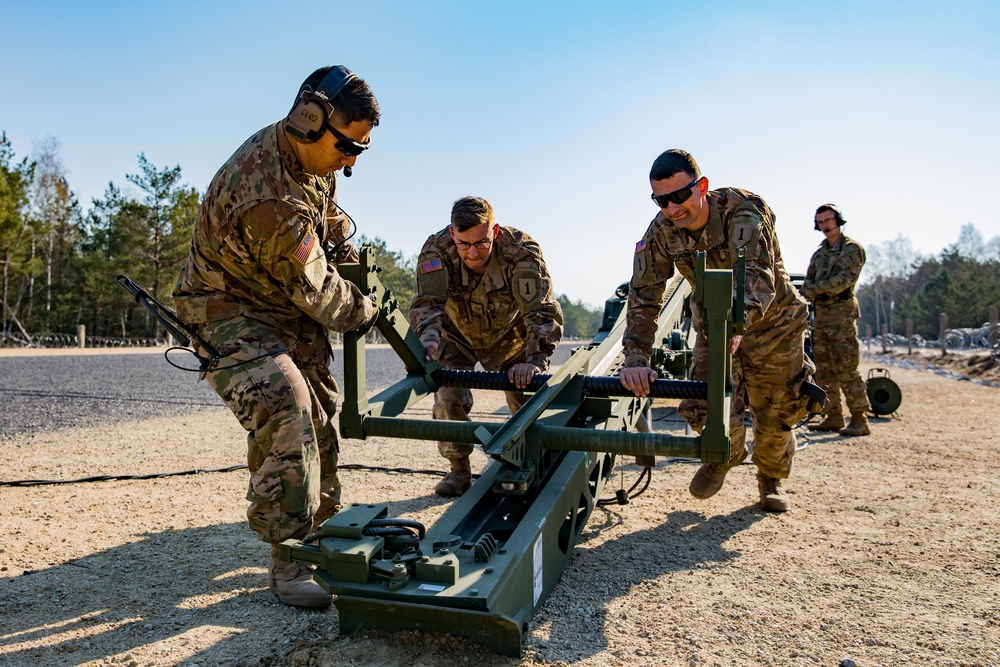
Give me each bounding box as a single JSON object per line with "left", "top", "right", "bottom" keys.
{"left": 409, "top": 196, "right": 563, "bottom": 497}
{"left": 619, "top": 149, "right": 815, "bottom": 512}
{"left": 173, "top": 66, "right": 380, "bottom": 608}
{"left": 799, "top": 204, "right": 871, "bottom": 436}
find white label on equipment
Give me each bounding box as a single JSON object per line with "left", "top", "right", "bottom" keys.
{"left": 533, "top": 532, "right": 544, "bottom": 605}
{"left": 418, "top": 584, "right": 447, "bottom": 592}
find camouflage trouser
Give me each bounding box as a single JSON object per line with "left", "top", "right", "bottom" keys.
{"left": 679, "top": 322, "right": 814, "bottom": 479}
{"left": 812, "top": 315, "right": 870, "bottom": 418}
{"left": 198, "top": 317, "right": 341, "bottom": 545}
{"left": 432, "top": 329, "right": 528, "bottom": 462}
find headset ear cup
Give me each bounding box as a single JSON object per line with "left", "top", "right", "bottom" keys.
{"left": 286, "top": 96, "right": 327, "bottom": 143}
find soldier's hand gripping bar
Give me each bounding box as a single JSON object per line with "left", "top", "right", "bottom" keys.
{"left": 435, "top": 368, "right": 709, "bottom": 400}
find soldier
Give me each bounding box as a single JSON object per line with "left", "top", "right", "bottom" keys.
{"left": 619, "top": 149, "right": 815, "bottom": 512}
{"left": 172, "top": 66, "right": 380, "bottom": 608}
{"left": 409, "top": 196, "right": 564, "bottom": 496}
{"left": 799, "top": 204, "right": 871, "bottom": 436}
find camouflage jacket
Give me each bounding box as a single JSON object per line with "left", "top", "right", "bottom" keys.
{"left": 800, "top": 234, "right": 865, "bottom": 322}
{"left": 623, "top": 188, "right": 807, "bottom": 367}
{"left": 408, "top": 226, "right": 563, "bottom": 369}
{"left": 172, "top": 123, "right": 373, "bottom": 337}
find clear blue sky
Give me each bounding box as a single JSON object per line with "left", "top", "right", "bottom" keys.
{"left": 2, "top": 1, "right": 998, "bottom": 307}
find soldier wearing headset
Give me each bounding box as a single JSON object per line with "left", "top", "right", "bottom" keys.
{"left": 800, "top": 204, "right": 871, "bottom": 437}
{"left": 173, "top": 65, "right": 380, "bottom": 608}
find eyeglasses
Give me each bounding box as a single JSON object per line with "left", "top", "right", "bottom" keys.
{"left": 454, "top": 229, "right": 495, "bottom": 251}
{"left": 650, "top": 178, "right": 701, "bottom": 208}
{"left": 328, "top": 125, "right": 370, "bottom": 157}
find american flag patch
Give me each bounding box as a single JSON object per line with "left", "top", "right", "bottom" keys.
{"left": 293, "top": 231, "right": 315, "bottom": 265}
{"left": 635, "top": 239, "right": 646, "bottom": 254}
{"left": 420, "top": 258, "right": 443, "bottom": 273}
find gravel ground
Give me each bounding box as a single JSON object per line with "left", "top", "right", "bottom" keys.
{"left": 1, "top": 345, "right": 998, "bottom": 667}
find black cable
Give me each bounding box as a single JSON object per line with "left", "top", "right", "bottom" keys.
{"left": 0, "top": 464, "right": 249, "bottom": 487}
{"left": 0, "top": 387, "right": 219, "bottom": 407}
{"left": 366, "top": 518, "right": 427, "bottom": 539}
{"left": 0, "top": 462, "right": 475, "bottom": 488}
{"left": 320, "top": 186, "right": 359, "bottom": 261}
{"left": 597, "top": 465, "right": 652, "bottom": 506}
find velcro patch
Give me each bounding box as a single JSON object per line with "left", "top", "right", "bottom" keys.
{"left": 518, "top": 277, "right": 539, "bottom": 303}
{"left": 635, "top": 239, "right": 646, "bottom": 254}
{"left": 633, "top": 250, "right": 648, "bottom": 279}
{"left": 513, "top": 268, "right": 543, "bottom": 307}
{"left": 731, "top": 215, "right": 760, "bottom": 248}
{"left": 293, "top": 231, "right": 316, "bottom": 265}
{"left": 420, "top": 258, "right": 443, "bottom": 273}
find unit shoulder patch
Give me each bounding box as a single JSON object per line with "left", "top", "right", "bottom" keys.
{"left": 730, "top": 213, "right": 761, "bottom": 249}
{"left": 513, "top": 268, "right": 542, "bottom": 306}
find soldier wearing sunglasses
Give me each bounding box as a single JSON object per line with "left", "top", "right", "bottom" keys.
{"left": 619, "top": 149, "right": 815, "bottom": 512}
{"left": 409, "top": 196, "right": 564, "bottom": 497}
{"left": 173, "top": 66, "right": 380, "bottom": 608}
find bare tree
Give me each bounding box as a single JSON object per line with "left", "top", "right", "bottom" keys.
{"left": 863, "top": 235, "right": 922, "bottom": 336}
{"left": 29, "top": 137, "right": 78, "bottom": 331}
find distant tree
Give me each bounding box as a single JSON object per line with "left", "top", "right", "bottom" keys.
{"left": 28, "top": 137, "right": 80, "bottom": 332}
{"left": 858, "top": 234, "right": 923, "bottom": 337}
{"left": 557, "top": 294, "right": 602, "bottom": 340}
{"left": 859, "top": 227, "right": 1000, "bottom": 340}
{"left": 951, "top": 223, "right": 987, "bottom": 262}
{"left": 126, "top": 154, "right": 196, "bottom": 304}
{"left": 0, "top": 132, "right": 36, "bottom": 340}
{"left": 357, "top": 235, "right": 416, "bottom": 314}
{"left": 78, "top": 183, "right": 151, "bottom": 338}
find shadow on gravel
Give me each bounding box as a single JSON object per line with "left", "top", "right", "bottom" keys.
{"left": 0, "top": 521, "right": 333, "bottom": 667}
{"left": 532, "top": 506, "right": 766, "bottom": 661}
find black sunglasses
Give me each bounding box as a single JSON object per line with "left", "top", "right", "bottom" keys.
{"left": 650, "top": 178, "right": 701, "bottom": 208}
{"left": 328, "top": 125, "right": 370, "bottom": 157}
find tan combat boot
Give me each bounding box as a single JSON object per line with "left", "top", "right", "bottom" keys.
{"left": 269, "top": 548, "right": 332, "bottom": 608}
{"left": 757, "top": 473, "right": 790, "bottom": 512}
{"left": 689, "top": 448, "right": 748, "bottom": 500}
{"left": 839, "top": 413, "right": 870, "bottom": 437}
{"left": 807, "top": 413, "right": 846, "bottom": 432}
{"left": 433, "top": 456, "right": 472, "bottom": 497}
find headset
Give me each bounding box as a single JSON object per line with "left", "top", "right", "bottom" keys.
{"left": 814, "top": 203, "right": 846, "bottom": 230}
{"left": 285, "top": 65, "right": 359, "bottom": 143}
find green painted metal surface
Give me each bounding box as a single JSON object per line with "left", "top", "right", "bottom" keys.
{"left": 283, "top": 246, "right": 739, "bottom": 655}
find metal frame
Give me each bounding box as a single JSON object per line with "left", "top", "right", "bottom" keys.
{"left": 282, "top": 246, "right": 736, "bottom": 655}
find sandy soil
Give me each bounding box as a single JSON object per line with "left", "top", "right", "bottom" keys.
{"left": 1, "top": 352, "right": 998, "bottom": 667}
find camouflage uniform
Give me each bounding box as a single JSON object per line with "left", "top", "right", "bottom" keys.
{"left": 408, "top": 226, "right": 563, "bottom": 463}
{"left": 624, "top": 188, "right": 814, "bottom": 479}
{"left": 800, "top": 234, "right": 870, "bottom": 420}
{"left": 173, "top": 122, "right": 375, "bottom": 546}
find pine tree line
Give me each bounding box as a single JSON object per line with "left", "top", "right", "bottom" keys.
{"left": 0, "top": 133, "right": 607, "bottom": 345}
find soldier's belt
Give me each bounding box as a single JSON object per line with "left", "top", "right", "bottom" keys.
{"left": 814, "top": 290, "right": 854, "bottom": 304}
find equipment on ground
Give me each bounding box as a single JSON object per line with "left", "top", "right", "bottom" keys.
{"left": 280, "top": 246, "right": 740, "bottom": 656}
{"left": 867, "top": 367, "right": 902, "bottom": 416}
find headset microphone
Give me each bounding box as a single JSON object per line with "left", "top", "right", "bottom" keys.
{"left": 343, "top": 166, "right": 352, "bottom": 178}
